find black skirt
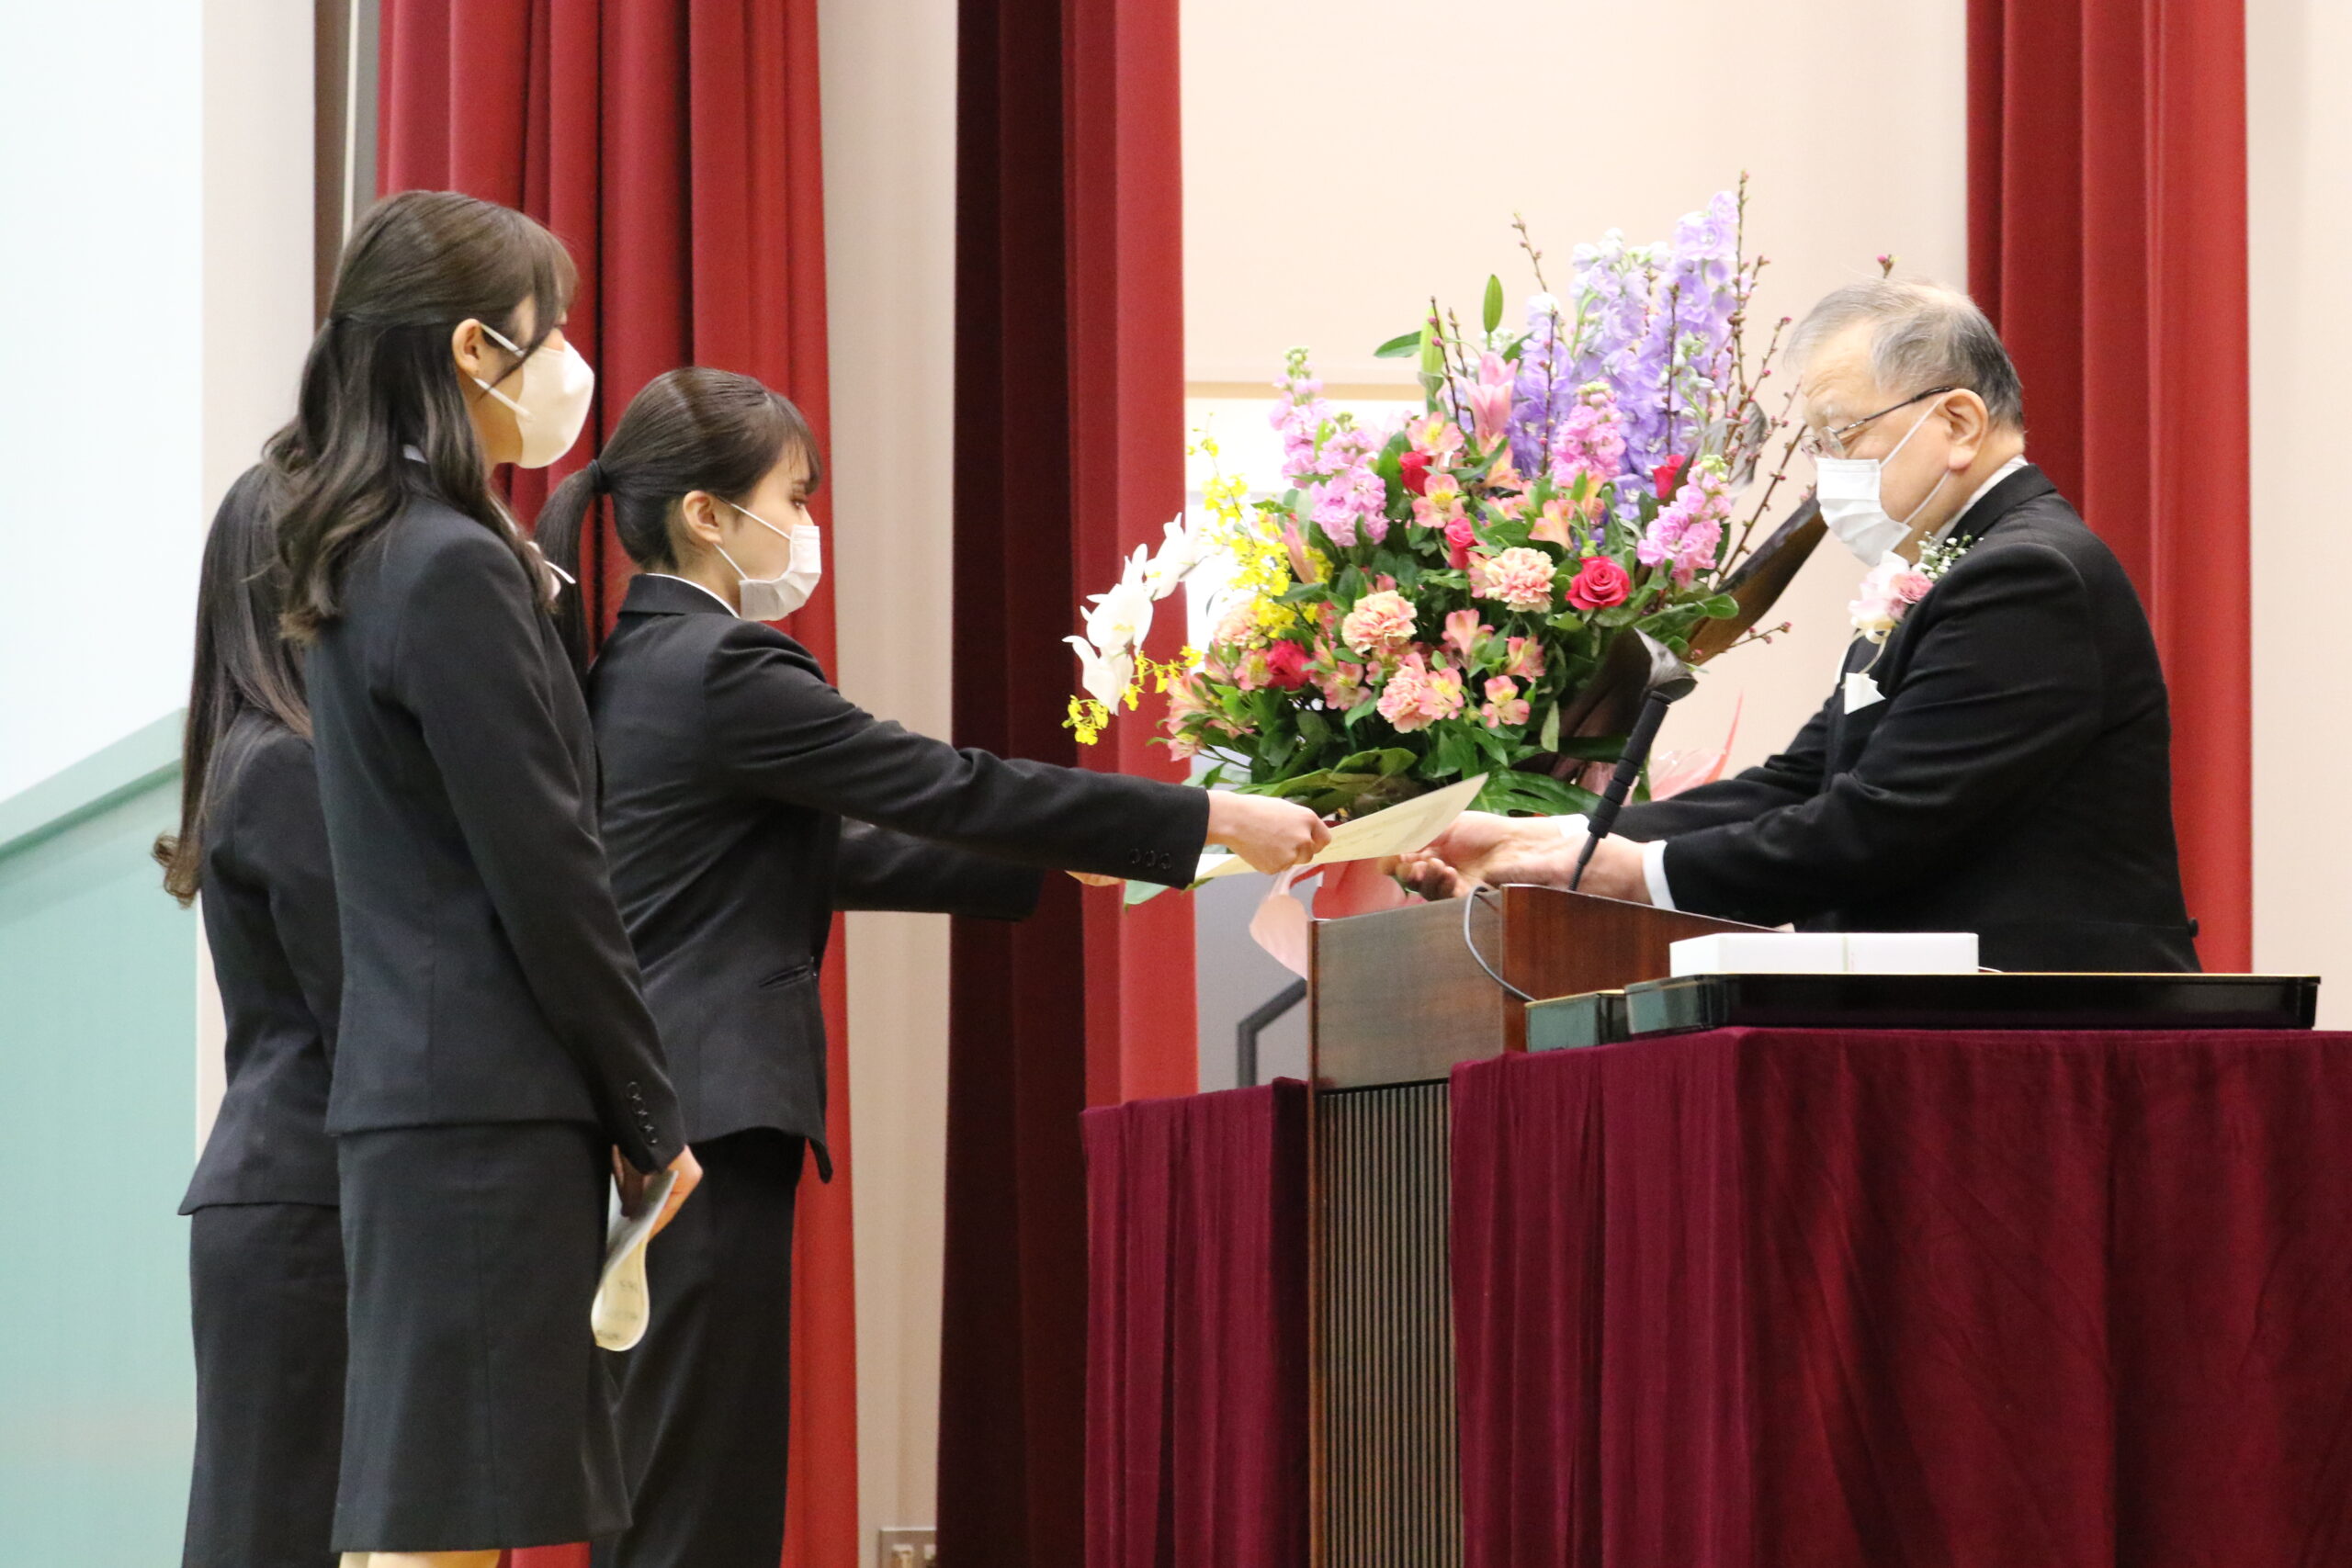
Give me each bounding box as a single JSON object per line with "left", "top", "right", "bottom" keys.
{"left": 334, "top": 1120, "right": 627, "bottom": 1553}
{"left": 184, "top": 1201, "right": 346, "bottom": 1568}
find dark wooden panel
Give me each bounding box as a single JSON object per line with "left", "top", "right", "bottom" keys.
{"left": 1310, "top": 886, "right": 1757, "bottom": 1088}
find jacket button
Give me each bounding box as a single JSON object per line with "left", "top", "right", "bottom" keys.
{"left": 1127, "top": 851, "right": 1142, "bottom": 867}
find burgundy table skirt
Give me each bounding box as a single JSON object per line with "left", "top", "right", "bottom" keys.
{"left": 1082, "top": 1080, "right": 1308, "bottom": 1568}
{"left": 1452, "top": 1027, "right": 2352, "bottom": 1568}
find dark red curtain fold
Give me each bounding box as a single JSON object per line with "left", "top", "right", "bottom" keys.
{"left": 944, "top": 0, "right": 1194, "bottom": 1560}
{"left": 1081, "top": 1083, "right": 1309, "bottom": 1568}
{"left": 375, "top": 6, "right": 855, "bottom": 1565}
{"left": 1968, "top": 0, "right": 2252, "bottom": 969}
{"left": 1453, "top": 1029, "right": 2352, "bottom": 1567}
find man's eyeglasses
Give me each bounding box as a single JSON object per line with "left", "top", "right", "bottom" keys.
{"left": 1798, "top": 385, "right": 1957, "bottom": 461}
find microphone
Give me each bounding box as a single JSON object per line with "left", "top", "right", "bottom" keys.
{"left": 1569, "top": 630, "right": 1697, "bottom": 893}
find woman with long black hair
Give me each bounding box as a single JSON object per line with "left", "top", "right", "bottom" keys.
{"left": 161, "top": 458, "right": 347, "bottom": 1568}
{"left": 274, "top": 189, "right": 700, "bottom": 1568}
{"left": 535, "top": 367, "right": 1325, "bottom": 1568}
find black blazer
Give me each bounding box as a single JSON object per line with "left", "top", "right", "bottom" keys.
{"left": 1620, "top": 466, "right": 2198, "bottom": 973}
{"left": 305, "top": 491, "right": 680, "bottom": 1172}
{"left": 587, "top": 573, "right": 1212, "bottom": 1163}
{"left": 180, "top": 715, "right": 342, "bottom": 1213}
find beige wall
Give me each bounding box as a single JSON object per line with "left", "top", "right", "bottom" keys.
{"left": 1181, "top": 0, "right": 1969, "bottom": 792}
{"left": 2248, "top": 0, "right": 2349, "bottom": 1018}
{"left": 820, "top": 0, "right": 960, "bottom": 1547}
{"left": 197, "top": 0, "right": 319, "bottom": 1145}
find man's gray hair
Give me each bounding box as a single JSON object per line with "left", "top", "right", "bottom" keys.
{"left": 1789, "top": 280, "right": 2026, "bottom": 430}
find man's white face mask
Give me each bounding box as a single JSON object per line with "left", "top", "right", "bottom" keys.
{"left": 1814, "top": 395, "right": 1955, "bottom": 566}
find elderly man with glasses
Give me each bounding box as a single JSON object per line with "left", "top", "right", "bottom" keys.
{"left": 1402, "top": 280, "right": 2199, "bottom": 973}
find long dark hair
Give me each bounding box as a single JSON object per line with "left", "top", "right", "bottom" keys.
{"left": 155, "top": 461, "right": 311, "bottom": 905}
{"left": 536, "top": 367, "right": 822, "bottom": 671}
{"left": 275, "top": 189, "right": 578, "bottom": 643}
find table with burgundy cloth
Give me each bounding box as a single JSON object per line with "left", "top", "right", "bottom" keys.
{"left": 1453, "top": 1026, "right": 2352, "bottom": 1568}
{"left": 1084, "top": 1029, "right": 2352, "bottom": 1568}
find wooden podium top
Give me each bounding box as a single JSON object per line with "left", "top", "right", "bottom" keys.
{"left": 1308, "top": 885, "right": 1753, "bottom": 1089}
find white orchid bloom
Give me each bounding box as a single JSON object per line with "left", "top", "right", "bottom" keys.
{"left": 1139, "top": 512, "right": 1212, "bottom": 595}
{"left": 1083, "top": 575, "right": 1156, "bottom": 656}
{"left": 1065, "top": 635, "right": 1136, "bottom": 708}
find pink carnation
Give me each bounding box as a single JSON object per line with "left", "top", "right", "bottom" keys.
{"left": 1474, "top": 546, "right": 1557, "bottom": 614}
{"left": 1375, "top": 649, "right": 1465, "bottom": 732}
{"left": 1892, "top": 570, "right": 1933, "bottom": 604}
{"left": 1340, "top": 590, "right": 1416, "bottom": 656}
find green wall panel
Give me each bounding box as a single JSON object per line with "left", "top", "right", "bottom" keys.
{"left": 0, "top": 718, "right": 196, "bottom": 1563}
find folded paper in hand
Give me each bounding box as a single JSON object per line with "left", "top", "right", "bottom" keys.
{"left": 592, "top": 1168, "right": 676, "bottom": 1352}
{"left": 1192, "top": 773, "right": 1488, "bottom": 883}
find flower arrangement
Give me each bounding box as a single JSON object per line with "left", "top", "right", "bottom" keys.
{"left": 1067, "top": 182, "right": 1804, "bottom": 820}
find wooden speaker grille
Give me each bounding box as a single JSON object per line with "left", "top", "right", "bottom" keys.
{"left": 1317, "top": 1082, "right": 1460, "bottom": 1565}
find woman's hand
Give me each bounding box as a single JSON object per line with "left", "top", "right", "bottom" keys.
{"left": 1205, "top": 791, "right": 1331, "bottom": 874}
{"left": 616, "top": 1144, "right": 706, "bottom": 1238}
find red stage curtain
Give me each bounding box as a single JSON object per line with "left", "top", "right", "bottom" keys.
{"left": 1967, "top": 0, "right": 2251, "bottom": 969}
{"left": 1081, "top": 1084, "right": 1309, "bottom": 1568}
{"left": 944, "top": 0, "right": 1194, "bottom": 1561}
{"left": 1453, "top": 1029, "right": 2352, "bottom": 1567}
{"left": 375, "top": 6, "right": 855, "bottom": 1565}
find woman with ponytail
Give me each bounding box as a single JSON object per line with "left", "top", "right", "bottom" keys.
{"left": 538, "top": 367, "right": 1327, "bottom": 1568}
{"left": 161, "top": 459, "right": 350, "bottom": 1568}
{"left": 275, "top": 190, "right": 699, "bottom": 1567}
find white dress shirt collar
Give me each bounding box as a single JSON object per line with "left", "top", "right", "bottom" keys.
{"left": 642, "top": 573, "right": 741, "bottom": 616}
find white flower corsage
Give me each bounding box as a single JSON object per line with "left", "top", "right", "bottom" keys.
{"left": 1848, "top": 536, "right": 1974, "bottom": 644}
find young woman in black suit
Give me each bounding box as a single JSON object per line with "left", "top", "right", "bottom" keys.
{"left": 534, "top": 367, "right": 1326, "bottom": 1568}
{"left": 272, "top": 190, "right": 702, "bottom": 1568}
{"left": 159, "top": 460, "right": 346, "bottom": 1568}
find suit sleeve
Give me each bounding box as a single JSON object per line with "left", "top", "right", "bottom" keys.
{"left": 393, "top": 528, "right": 681, "bottom": 1171}
{"left": 1611, "top": 694, "right": 1833, "bottom": 841}
{"left": 833, "top": 820, "right": 1044, "bottom": 920}
{"left": 1658, "top": 543, "right": 2104, "bottom": 927}
{"left": 246, "top": 736, "right": 345, "bottom": 1066}
{"left": 702, "top": 627, "right": 1210, "bottom": 885}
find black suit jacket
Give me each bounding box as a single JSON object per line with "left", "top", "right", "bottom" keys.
{"left": 306, "top": 491, "right": 680, "bottom": 1171}
{"left": 181, "top": 715, "right": 342, "bottom": 1213}
{"left": 588, "top": 573, "right": 1212, "bottom": 1163}
{"left": 1619, "top": 466, "right": 2198, "bottom": 973}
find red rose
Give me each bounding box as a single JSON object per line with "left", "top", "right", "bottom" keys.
{"left": 1566, "top": 555, "right": 1632, "bottom": 611}
{"left": 1399, "top": 451, "right": 1432, "bottom": 495}
{"left": 1652, "top": 454, "right": 1689, "bottom": 502}
{"left": 1263, "top": 639, "right": 1311, "bottom": 690}
{"left": 1444, "top": 514, "right": 1476, "bottom": 569}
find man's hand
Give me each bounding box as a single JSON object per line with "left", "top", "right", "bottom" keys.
{"left": 1406, "top": 811, "right": 1565, "bottom": 886}
{"left": 1069, "top": 871, "right": 1122, "bottom": 888}
{"left": 1206, "top": 792, "right": 1332, "bottom": 873}
{"left": 1395, "top": 827, "right": 1654, "bottom": 906}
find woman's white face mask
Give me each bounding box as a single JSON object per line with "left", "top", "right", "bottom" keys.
{"left": 717, "top": 502, "right": 823, "bottom": 620}
{"left": 1814, "top": 400, "right": 1952, "bottom": 566}
{"left": 471, "top": 323, "right": 596, "bottom": 468}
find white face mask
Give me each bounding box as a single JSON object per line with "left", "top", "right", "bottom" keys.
{"left": 471, "top": 322, "right": 596, "bottom": 468}
{"left": 716, "top": 502, "right": 822, "bottom": 620}
{"left": 1814, "top": 400, "right": 1952, "bottom": 566}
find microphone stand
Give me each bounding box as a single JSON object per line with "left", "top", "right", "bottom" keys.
{"left": 1568, "top": 630, "right": 1697, "bottom": 893}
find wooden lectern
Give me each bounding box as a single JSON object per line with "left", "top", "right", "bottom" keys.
{"left": 1306, "top": 886, "right": 1753, "bottom": 1567}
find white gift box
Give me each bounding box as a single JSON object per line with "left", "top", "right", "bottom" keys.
{"left": 1668, "top": 931, "right": 1980, "bottom": 977}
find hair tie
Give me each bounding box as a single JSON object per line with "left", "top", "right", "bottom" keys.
{"left": 584, "top": 457, "right": 607, "bottom": 495}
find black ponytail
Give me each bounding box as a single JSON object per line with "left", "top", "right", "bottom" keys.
{"left": 533, "top": 367, "right": 822, "bottom": 679}
{"left": 536, "top": 461, "right": 602, "bottom": 674}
